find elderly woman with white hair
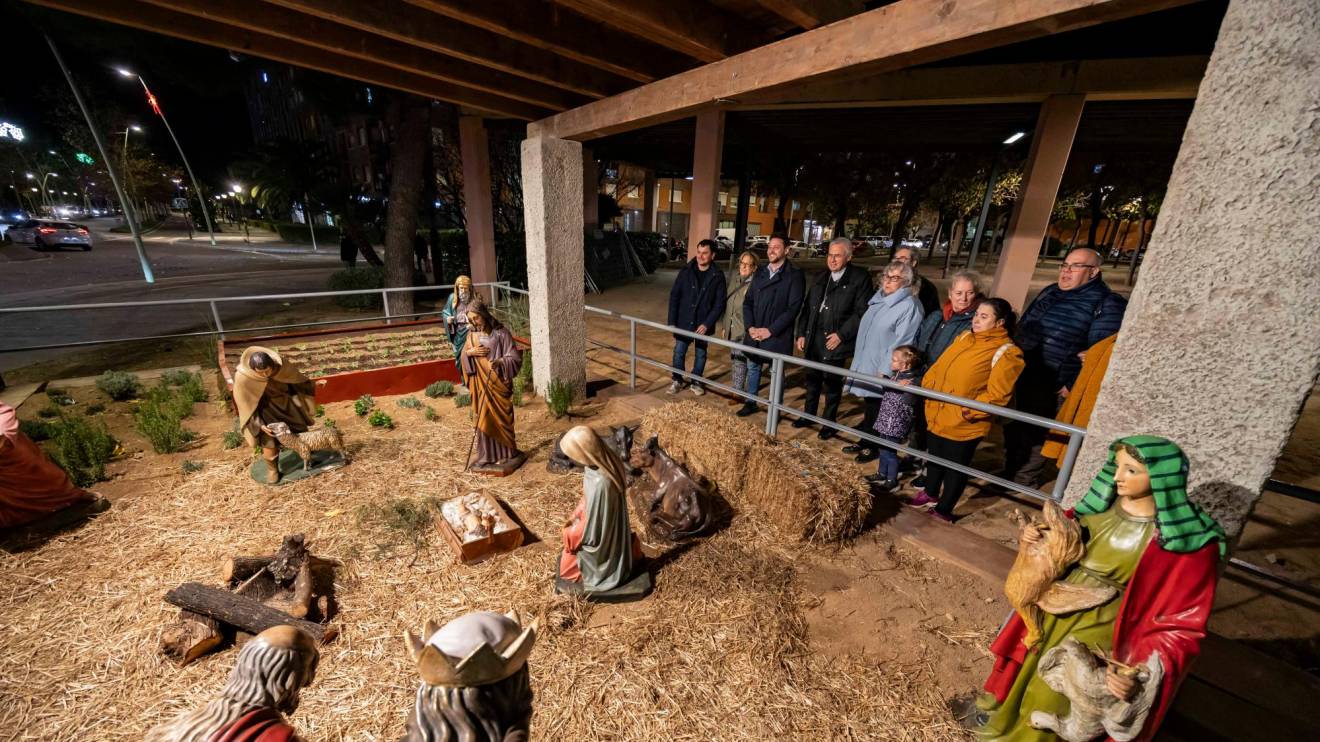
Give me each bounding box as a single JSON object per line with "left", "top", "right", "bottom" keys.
{"left": 841, "top": 261, "right": 925, "bottom": 463}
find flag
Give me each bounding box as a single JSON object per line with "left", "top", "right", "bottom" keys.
{"left": 144, "top": 84, "right": 162, "bottom": 117}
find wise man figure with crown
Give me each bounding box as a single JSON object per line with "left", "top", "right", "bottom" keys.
{"left": 401, "top": 609, "right": 538, "bottom": 742}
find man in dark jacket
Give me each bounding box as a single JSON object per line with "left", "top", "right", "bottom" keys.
{"left": 667, "top": 239, "right": 727, "bottom": 396}
{"left": 737, "top": 235, "right": 805, "bottom": 417}
{"left": 1002, "top": 247, "right": 1127, "bottom": 485}
{"left": 792, "top": 237, "right": 871, "bottom": 438}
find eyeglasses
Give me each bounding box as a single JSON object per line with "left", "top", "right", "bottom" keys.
{"left": 1059, "top": 263, "right": 1099, "bottom": 272}
{"left": 882, "top": 274, "right": 904, "bottom": 282}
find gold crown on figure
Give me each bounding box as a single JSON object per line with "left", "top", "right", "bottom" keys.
{"left": 404, "top": 610, "right": 538, "bottom": 687}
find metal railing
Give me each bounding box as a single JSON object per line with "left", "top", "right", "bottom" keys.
{"left": 0, "top": 281, "right": 514, "bottom": 352}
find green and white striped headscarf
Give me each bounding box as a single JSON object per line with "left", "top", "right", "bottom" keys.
{"left": 1075, "top": 435, "right": 1227, "bottom": 557}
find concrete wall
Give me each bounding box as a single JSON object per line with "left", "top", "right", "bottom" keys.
{"left": 1062, "top": 0, "right": 1320, "bottom": 540}
{"left": 521, "top": 136, "right": 587, "bottom": 396}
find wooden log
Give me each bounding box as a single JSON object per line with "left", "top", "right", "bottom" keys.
{"left": 165, "top": 582, "right": 337, "bottom": 644}
{"left": 223, "top": 556, "right": 274, "bottom": 586}
{"left": 160, "top": 610, "right": 224, "bottom": 666}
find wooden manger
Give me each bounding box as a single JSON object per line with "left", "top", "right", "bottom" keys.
{"left": 435, "top": 491, "right": 525, "bottom": 564}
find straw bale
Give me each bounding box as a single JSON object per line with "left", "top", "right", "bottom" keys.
{"left": 0, "top": 401, "right": 961, "bottom": 741}
{"left": 636, "top": 400, "right": 768, "bottom": 501}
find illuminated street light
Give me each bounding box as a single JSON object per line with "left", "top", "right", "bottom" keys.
{"left": 116, "top": 67, "right": 135, "bottom": 78}
{"left": 1003, "top": 131, "right": 1026, "bottom": 145}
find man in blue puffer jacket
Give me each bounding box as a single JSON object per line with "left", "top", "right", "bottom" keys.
{"left": 667, "top": 239, "right": 727, "bottom": 396}
{"left": 1001, "top": 247, "right": 1127, "bottom": 486}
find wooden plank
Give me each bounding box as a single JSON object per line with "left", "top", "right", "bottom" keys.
{"left": 261, "top": 0, "right": 634, "bottom": 99}
{"left": 140, "top": 0, "right": 588, "bottom": 110}
{"left": 529, "top": 0, "right": 1198, "bottom": 140}
{"left": 754, "top": 0, "right": 862, "bottom": 29}
{"left": 25, "top": 0, "right": 552, "bottom": 120}
{"left": 555, "top": 0, "right": 766, "bottom": 63}
{"left": 403, "top": 0, "right": 692, "bottom": 83}
{"left": 888, "top": 507, "right": 1015, "bottom": 584}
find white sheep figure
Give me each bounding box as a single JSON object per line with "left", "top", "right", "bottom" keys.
{"left": 1028, "top": 637, "right": 1164, "bottom": 742}
{"left": 262, "top": 421, "right": 349, "bottom": 471}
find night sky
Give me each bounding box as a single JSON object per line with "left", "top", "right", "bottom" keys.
{"left": 0, "top": 4, "right": 253, "bottom": 184}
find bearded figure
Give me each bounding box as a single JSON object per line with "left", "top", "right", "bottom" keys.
{"left": 441, "top": 276, "right": 479, "bottom": 370}
{"left": 401, "top": 610, "right": 538, "bottom": 742}
{"left": 146, "top": 625, "right": 319, "bottom": 742}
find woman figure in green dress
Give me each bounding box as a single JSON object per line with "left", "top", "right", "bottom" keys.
{"left": 979, "top": 435, "right": 1226, "bottom": 742}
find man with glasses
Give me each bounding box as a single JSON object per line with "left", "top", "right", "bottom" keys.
{"left": 1001, "top": 247, "right": 1127, "bottom": 486}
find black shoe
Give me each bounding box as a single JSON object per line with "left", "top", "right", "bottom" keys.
{"left": 817, "top": 428, "right": 837, "bottom": 440}
{"left": 735, "top": 402, "right": 758, "bottom": 417}
{"left": 864, "top": 472, "right": 886, "bottom": 484}
{"left": 791, "top": 418, "right": 812, "bottom": 429}
{"left": 911, "top": 475, "right": 926, "bottom": 488}
{"left": 883, "top": 478, "right": 900, "bottom": 493}
{"left": 842, "top": 444, "right": 863, "bottom": 454}
{"left": 854, "top": 450, "right": 879, "bottom": 464}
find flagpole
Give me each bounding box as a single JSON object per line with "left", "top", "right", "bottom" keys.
{"left": 137, "top": 76, "right": 217, "bottom": 246}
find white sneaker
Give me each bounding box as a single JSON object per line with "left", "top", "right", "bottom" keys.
{"left": 667, "top": 380, "right": 684, "bottom": 394}
{"left": 689, "top": 383, "right": 705, "bottom": 396}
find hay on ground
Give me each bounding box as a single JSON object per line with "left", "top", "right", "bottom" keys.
{"left": 637, "top": 400, "right": 768, "bottom": 500}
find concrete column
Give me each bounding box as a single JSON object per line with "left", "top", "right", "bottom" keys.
{"left": 521, "top": 136, "right": 587, "bottom": 396}
{"left": 582, "top": 147, "right": 599, "bottom": 230}
{"left": 458, "top": 115, "right": 498, "bottom": 287}
{"left": 1063, "top": 0, "right": 1320, "bottom": 541}
{"left": 990, "top": 94, "right": 1085, "bottom": 310}
{"left": 687, "top": 107, "right": 725, "bottom": 259}
{"left": 642, "top": 168, "right": 657, "bottom": 232}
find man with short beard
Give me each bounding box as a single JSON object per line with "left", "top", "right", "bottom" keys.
{"left": 737, "top": 234, "right": 805, "bottom": 417}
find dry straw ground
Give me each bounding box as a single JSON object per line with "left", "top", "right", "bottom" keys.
{"left": 0, "top": 402, "right": 968, "bottom": 741}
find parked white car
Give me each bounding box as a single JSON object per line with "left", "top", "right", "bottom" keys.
{"left": 4, "top": 219, "right": 93, "bottom": 250}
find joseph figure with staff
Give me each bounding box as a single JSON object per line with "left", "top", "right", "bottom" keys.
{"left": 460, "top": 296, "right": 526, "bottom": 474}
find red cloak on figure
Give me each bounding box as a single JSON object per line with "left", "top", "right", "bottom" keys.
{"left": 209, "top": 708, "right": 299, "bottom": 742}
{"left": 983, "top": 515, "right": 1219, "bottom": 742}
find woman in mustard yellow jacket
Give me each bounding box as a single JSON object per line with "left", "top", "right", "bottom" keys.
{"left": 910, "top": 298, "right": 1025, "bottom": 521}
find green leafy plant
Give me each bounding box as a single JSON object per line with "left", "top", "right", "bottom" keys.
{"left": 545, "top": 378, "right": 573, "bottom": 418}
{"left": 315, "top": 404, "right": 325, "bottom": 417}
{"left": 425, "top": 380, "right": 455, "bottom": 398}
{"left": 396, "top": 396, "right": 423, "bottom": 410}
{"left": 454, "top": 392, "right": 471, "bottom": 408}
{"left": 327, "top": 266, "right": 385, "bottom": 309}
{"left": 19, "top": 419, "right": 54, "bottom": 441}
{"left": 354, "top": 394, "right": 375, "bottom": 416}
{"left": 169, "top": 372, "right": 208, "bottom": 403}
{"left": 96, "top": 370, "right": 142, "bottom": 401}
{"left": 134, "top": 380, "right": 200, "bottom": 454}
{"left": 85, "top": 403, "right": 106, "bottom": 416}
{"left": 181, "top": 460, "right": 204, "bottom": 474}
{"left": 424, "top": 407, "right": 438, "bottom": 422}
{"left": 512, "top": 377, "right": 525, "bottom": 407}
{"left": 324, "top": 418, "right": 337, "bottom": 428}
{"left": 160, "top": 369, "right": 194, "bottom": 387}
{"left": 516, "top": 350, "right": 533, "bottom": 392}
{"left": 45, "top": 388, "right": 74, "bottom": 406}
{"left": 37, "top": 405, "right": 60, "bottom": 419}
{"left": 368, "top": 410, "right": 394, "bottom": 429}
{"left": 222, "top": 426, "right": 244, "bottom": 450}
{"left": 48, "top": 415, "right": 118, "bottom": 488}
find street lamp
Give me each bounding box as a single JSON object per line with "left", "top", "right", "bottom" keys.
{"left": 116, "top": 65, "right": 217, "bottom": 245}
{"left": 967, "top": 130, "right": 1029, "bottom": 270}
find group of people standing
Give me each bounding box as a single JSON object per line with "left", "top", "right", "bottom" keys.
{"left": 666, "top": 234, "right": 1127, "bottom": 521}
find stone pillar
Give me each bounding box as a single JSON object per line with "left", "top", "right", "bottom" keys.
{"left": 521, "top": 136, "right": 587, "bottom": 396}
{"left": 582, "top": 147, "right": 599, "bottom": 230}
{"left": 642, "top": 168, "right": 657, "bottom": 232}
{"left": 1063, "top": 0, "right": 1320, "bottom": 542}
{"left": 458, "top": 115, "right": 498, "bottom": 288}
{"left": 687, "top": 107, "right": 725, "bottom": 260}
{"left": 990, "top": 94, "right": 1084, "bottom": 310}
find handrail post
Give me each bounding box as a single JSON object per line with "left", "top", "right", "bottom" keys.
{"left": 1053, "top": 431, "right": 1085, "bottom": 501}
{"left": 208, "top": 300, "right": 225, "bottom": 340}
{"left": 382, "top": 289, "right": 391, "bottom": 324}
{"left": 765, "top": 357, "right": 784, "bottom": 436}
{"left": 628, "top": 319, "right": 637, "bottom": 389}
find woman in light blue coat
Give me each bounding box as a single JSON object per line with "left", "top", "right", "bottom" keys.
{"left": 841, "top": 262, "right": 925, "bottom": 463}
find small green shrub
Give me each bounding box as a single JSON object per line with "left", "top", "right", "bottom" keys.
{"left": 424, "top": 406, "right": 438, "bottom": 422}
{"left": 324, "top": 417, "right": 337, "bottom": 428}
{"left": 160, "top": 369, "right": 193, "bottom": 386}
{"left": 454, "top": 392, "right": 471, "bottom": 408}
{"left": 512, "top": 377, "right": 525, "bottom": 407}
{"left": 85, "top": 403, "right": 106, "bottom": 416}
{"left": 516, "top": 351, "right": 533, "bottom": 391}
{"left": 135, "top": 401, "right": 197, "bottom": 454}
{"left": 46, "top": 388, "right": 74, "bottom": 406}
{"left": 368, "top": 410, "right": 394, "bottom": 429}
{"left": 19, "top": 419, "right": 54, "bottom": 441}
{"left": 222, "top": 428, "right": 244, "bottom": 450}
{"left": 425, "top": 380, "right": 455, "bottom": 398}
{"left": 37, "top": 405, "right": 60, "bottom": 419}
{"left": 96, "top": 370, "right": 142, "bottom": 401}
{"left": 354, "top": 394, "right": 375, "bottom": 416}
{"left": 354, "top": 496, "right": 438, "bottom": 554}
{"left": 48, "top": 415, "right": 118, "bottom": 488}
{"left": 545, "top": 378, "right": 573, "bottom": 418}
{"left": 397, "top": 396, "right": 423, "bottom": 410}
{"left": 160, "top": 371, "right": 207, "bottom": 403}
{"left": 328, "top": 266, "right": 385, "bottom": 309}
{"left": 315, "top": 404, "right": 325, "bottom": 417}
{"left": 181, "top": 460, "right": 204, "bottom": 474}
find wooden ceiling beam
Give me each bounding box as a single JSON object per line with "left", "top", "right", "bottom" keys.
{"left": 755, "top": 0, "right": 863, "bottom": 29}
{"left": 137, "top": 0, "right": 588, "bottom": 111}
{"left": 24, "top": 0, "right": 553, "bottom": 120}
{"left": 554, "top": 0, "right": 764, "bottom": 63}
{"left": 530, "top": 0, "right": 1198, "bottom": 140}
{"left": 402, "top": 0, "right": 691, "bottom": 83}
{"left": 261, "top": 0, "right": 633, "bottom": 99}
